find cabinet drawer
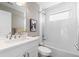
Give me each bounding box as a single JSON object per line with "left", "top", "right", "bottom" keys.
{"left": 26, "top": 46, "right": 38, "bottom": 57}
{"left": 0, "top": 46, "right": 25, "bottom": 57}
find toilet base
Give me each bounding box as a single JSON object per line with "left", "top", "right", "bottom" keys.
{"left": 38, "top": 52, "right": 51, "bottom": 57}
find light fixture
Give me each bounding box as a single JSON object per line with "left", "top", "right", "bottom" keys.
{"left": 16, "top": 2, "right": 26, "bottom": 6}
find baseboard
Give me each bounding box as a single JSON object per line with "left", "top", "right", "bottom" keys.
{"left": 44, "top": 44, "right": 79, "bottom": 57}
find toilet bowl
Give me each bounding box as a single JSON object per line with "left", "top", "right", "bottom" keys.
{"left": 38, "top": 46, "right": 52, "bottom": 57}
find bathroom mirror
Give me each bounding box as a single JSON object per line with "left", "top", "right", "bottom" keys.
{"left": 0, "top": 2, "right": 26, "bottom": 36}
{"left": 0, "top": 10, "right": 11, "bottom": 37}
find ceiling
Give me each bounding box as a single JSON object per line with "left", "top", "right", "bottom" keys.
{"left": 37, "top": 2, "right": 62, "bottom": 10}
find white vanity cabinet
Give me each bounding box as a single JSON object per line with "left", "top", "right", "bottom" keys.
{"left": 0, "top": 37, "right": 39, "bottom": 57}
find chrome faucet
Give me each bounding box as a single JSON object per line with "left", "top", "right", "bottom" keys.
{"left": 14, "top": 35, "right": 16, "bottom": 39}
{"left": 6, "top": 32, "right": 12, "bottom": 40}
{"left": 9, "top": 34, "right": 12, "bottom": 39}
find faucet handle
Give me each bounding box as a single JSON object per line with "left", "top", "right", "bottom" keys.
{"left": 6, "top": 32, "right": 11, "bottom": 38}
{"left": 13, "top": 35, "right": 16, "bottom": 39}
{"left": 7, "top": 32, "right": 13, "bottom": 39}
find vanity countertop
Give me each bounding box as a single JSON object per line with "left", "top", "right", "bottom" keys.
{"left": 0, "top": 36, "right": 39, "bottom": 51}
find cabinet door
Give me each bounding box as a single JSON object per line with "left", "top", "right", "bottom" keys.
{"left": 0, "top": 46, "right": 24, "bottom": 57}
{"left": 27, "top": 46, "right": 38, "bottom": 57}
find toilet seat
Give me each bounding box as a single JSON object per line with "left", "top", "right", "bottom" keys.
{"left": 38, "top": 46, "right": 51, "bottom": 53}
{"left": 38, "top": 46, "right": 52, "bottom": 56}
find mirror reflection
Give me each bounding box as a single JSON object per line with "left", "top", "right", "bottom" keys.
{"left": 0, "top": 2, "right": 27, "bottom": 38}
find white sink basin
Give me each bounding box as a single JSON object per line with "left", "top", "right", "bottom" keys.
{"left": 0, "top": 36, "right": 39, "bottom": 51}
{"left": 5, "top": 40, "right": 20, "bottom": 43}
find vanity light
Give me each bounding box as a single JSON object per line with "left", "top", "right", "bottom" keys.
{"left": 16, "top": 2, "right": 26, "bottom": 6}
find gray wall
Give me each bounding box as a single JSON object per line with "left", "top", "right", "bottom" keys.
{"left": 26, "top": 2, "right": 40, "bottom": 36}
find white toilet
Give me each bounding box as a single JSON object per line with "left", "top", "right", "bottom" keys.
{"left": 38, "top": 46, "right": 52, "bottom": 57}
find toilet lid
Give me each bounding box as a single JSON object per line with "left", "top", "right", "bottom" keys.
{"left": 38, "top": 46, "right": 52, "bottom": 53}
